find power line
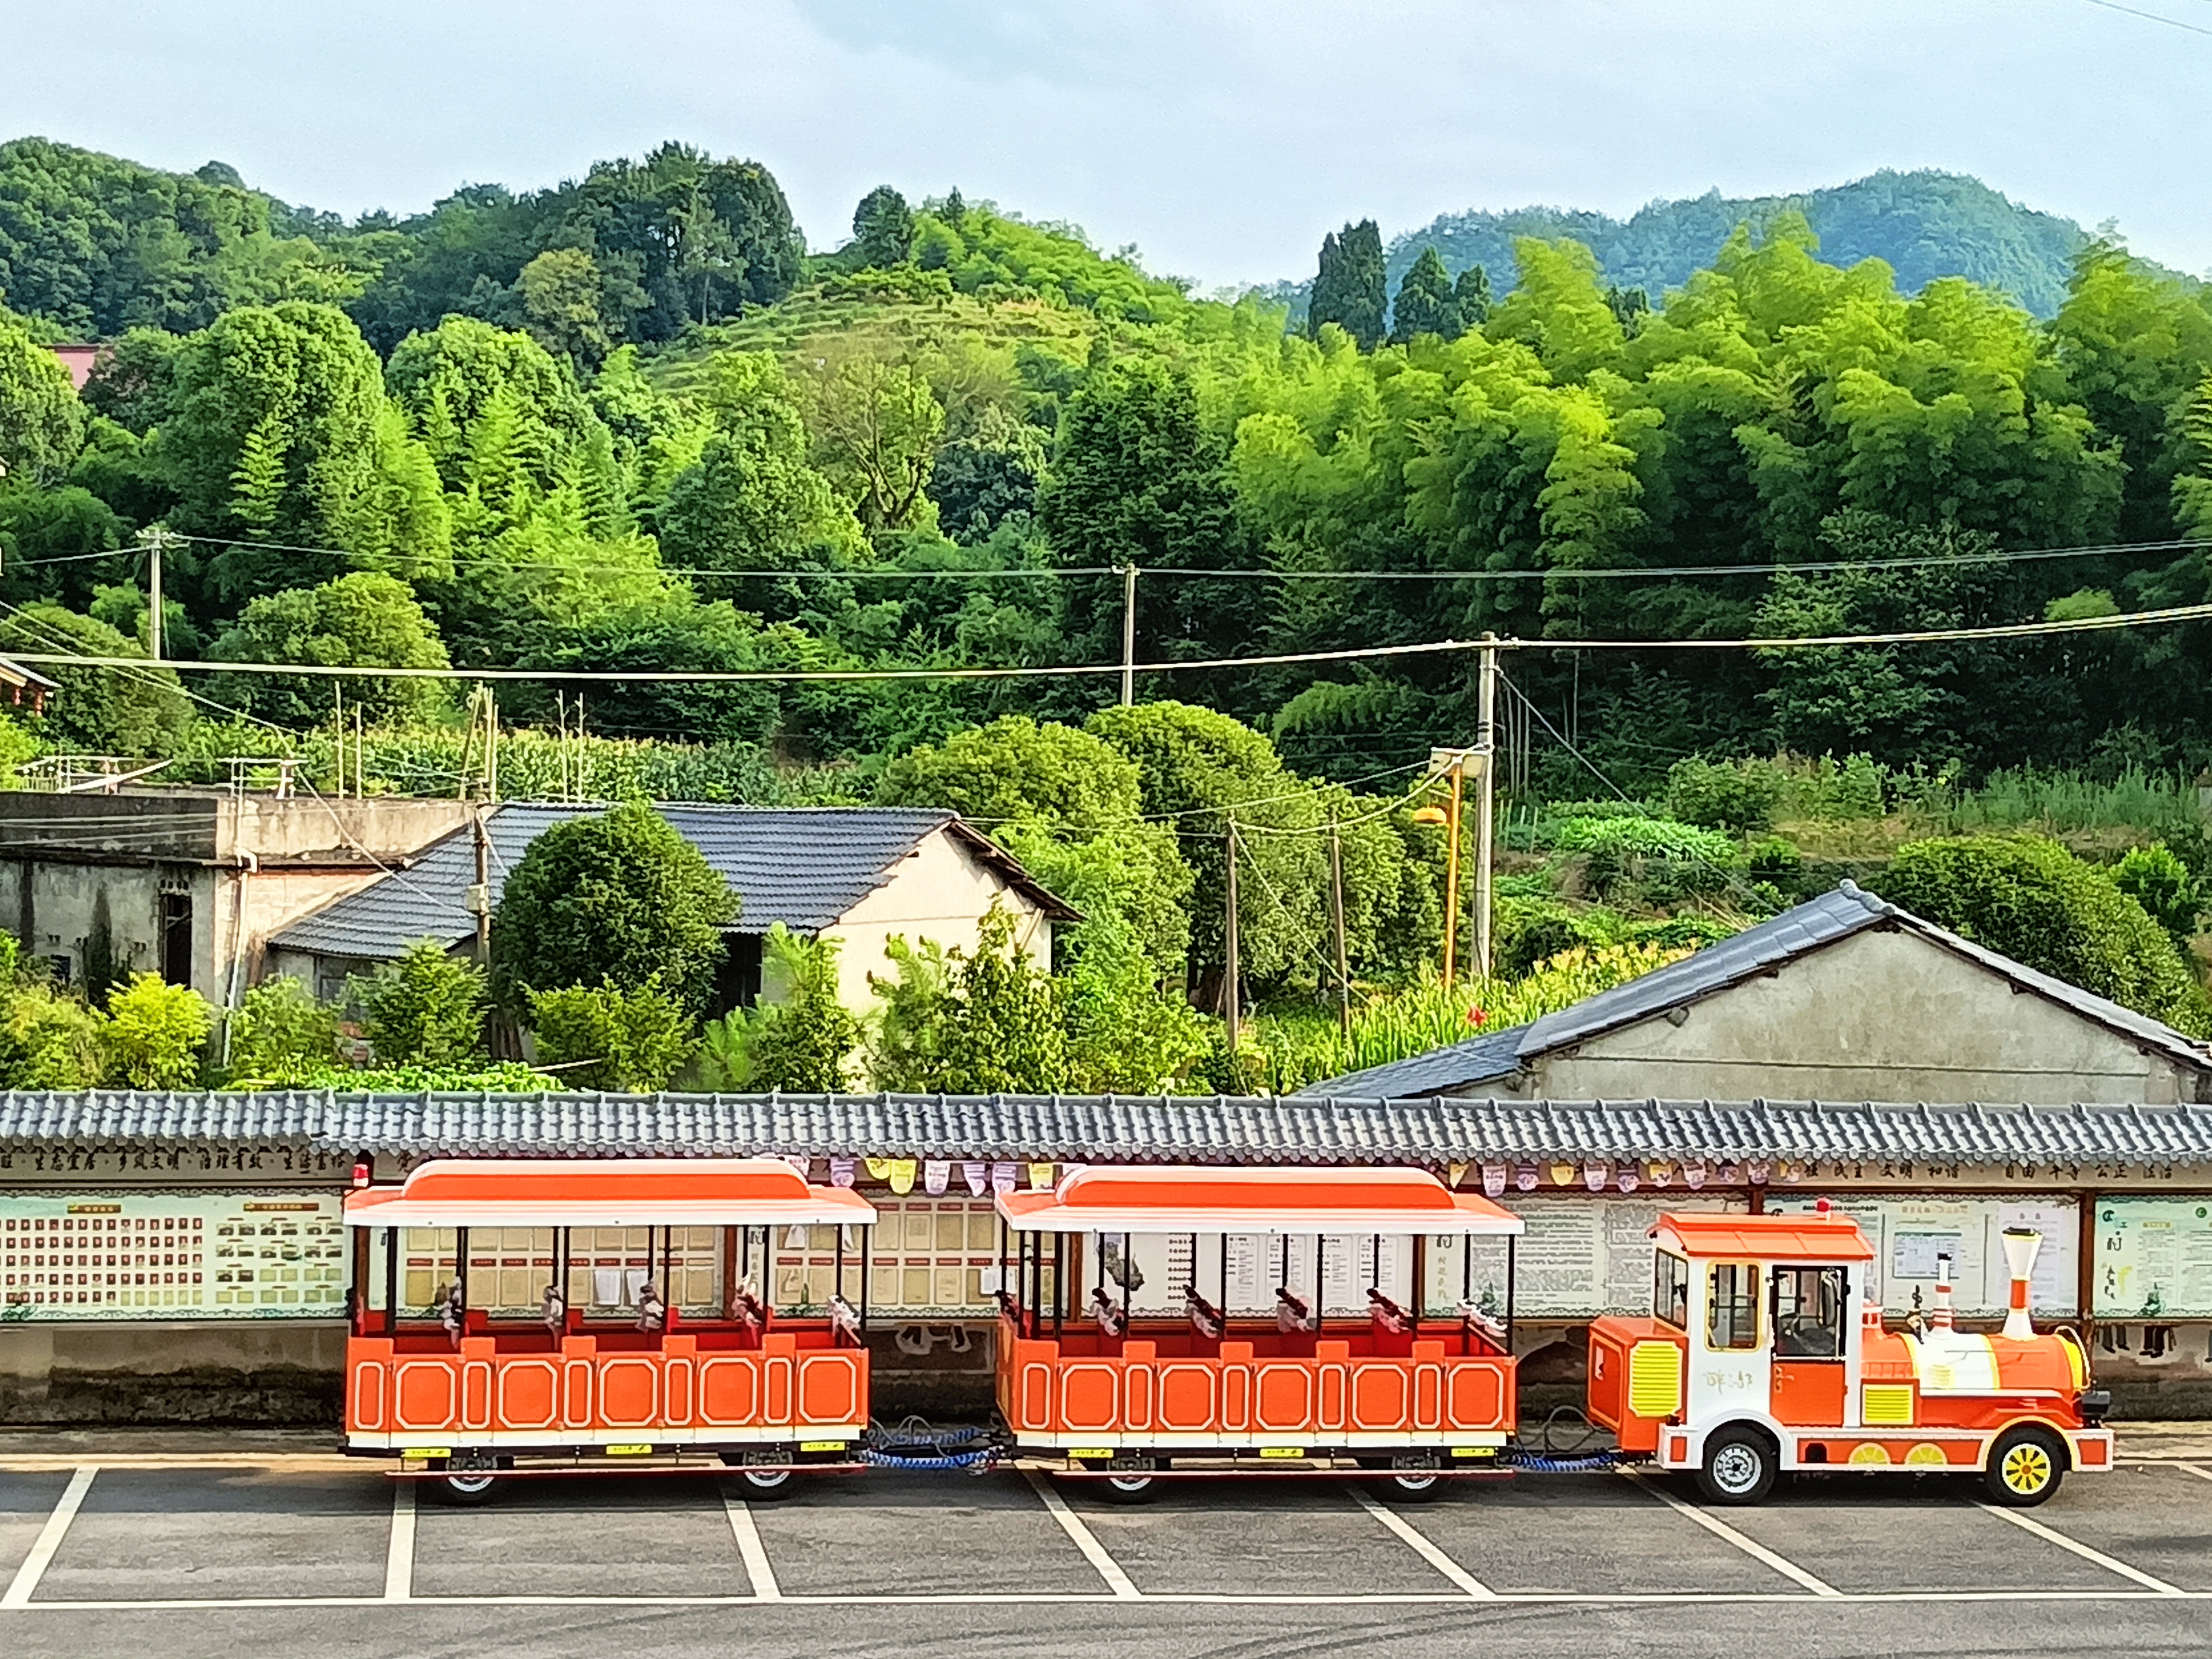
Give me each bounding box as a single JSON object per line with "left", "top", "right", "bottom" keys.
{"left": 2077, "top": 0, "right": 2212, "bottom": 36}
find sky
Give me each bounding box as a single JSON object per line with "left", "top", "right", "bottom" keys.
{"left": 3, "top": 0, "right": 2209, "bottom": 289}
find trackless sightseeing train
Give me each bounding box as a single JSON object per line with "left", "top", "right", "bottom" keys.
{"left": 336, "top": 1158, "right": 2113, "bottom": 1507}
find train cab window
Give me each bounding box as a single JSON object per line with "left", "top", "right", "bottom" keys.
{"left": 1653, "top": 1251, "right": 1690, "bottom": 1329}
{"left": 1771, "top": 1265, "right": 1846, "bottom": 1358}
{"left": 1705, "top": 1262, "right": 1760, "bottom": 1350}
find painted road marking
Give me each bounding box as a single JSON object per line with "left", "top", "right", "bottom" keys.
{"left": 1022, "top": 1470, "right": 1141, "bottom": 1600}
{"left": 2178, "top": 1464, "right": 2212, "bottom": 1486}
{"left": 1, "top": 1465, "right": 96, "bottom": 1609}
{"left": 721, "top": 1491, "right": 781, "bottom": 1601}
{"left": 1620, "top": 1471, "right": 1840, "bottom": 1598}
{"left": 1975, "top": 1503, "right": 2187, "bottom": 1596}
{"left": 381, "top": 1481, "right": 414, "bottom": 1603}
{"left": 1344, "top": 1485, "right": 1494, "bottom": 1598}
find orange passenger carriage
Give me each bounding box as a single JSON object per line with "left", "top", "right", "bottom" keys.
{"left": 1587, "top": 1211, "right": 2113, "bottom": 1506}
{"left": 342, "top": 1157, "right": 878, "bottom": 1502}
{"left": 992, "top": 1164, "right": 1526, "bottom": 1498}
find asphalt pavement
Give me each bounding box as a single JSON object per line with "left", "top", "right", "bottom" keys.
{"left": 0, "top": 1445, "right": 2207, "bottom": 1658}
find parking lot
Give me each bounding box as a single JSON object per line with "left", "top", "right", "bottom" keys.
{"left": 1, "top": 1454, "right": 2209, "bottom": 1657}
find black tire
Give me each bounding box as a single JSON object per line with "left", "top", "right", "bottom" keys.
{"left": 1385, "top": 1455, "right": 1444, "bottom": 1501}
{"left": 720, "top": 1449, "right": 798, "bottom": 1499}
{"left": 1095, "top": 1457, "right": 1159, "bottom": 1504}
{"left": 432, "top": 1455, "right": 498, "bottom": 1506}
{"left": 1984, "top": 1425, "right": 2067, "bottom": 1507}
{"left": 1696, "top": 1426, "right": 1777, "bottom": 1506}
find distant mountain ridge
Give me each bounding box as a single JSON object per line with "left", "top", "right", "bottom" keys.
{"left": 1277, "top": 171, "right": 2142, "bottom": 323}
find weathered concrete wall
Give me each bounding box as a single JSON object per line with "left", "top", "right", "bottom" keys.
{"left": 0, "top": 1322, "right": 346, "bottom": 1425}
{"left": 1506, "top": 927, "right": 2198, "bottom": 1105}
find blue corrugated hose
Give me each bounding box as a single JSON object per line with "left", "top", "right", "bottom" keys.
{"left": 1501, "top": 1448, "right": 1623, "bottom": 1472}
{"left": 856, "top": 1446, "right": 996, "bottom": 1470}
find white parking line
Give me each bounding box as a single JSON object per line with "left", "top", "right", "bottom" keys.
{"left": 1, "top": 1465, "right": 96, "bottom": 1609}
{"left": 2179, "top": 1464, "right": 2212, "bottom": 1486}
{"left": 380, "top": 1481, "right": 414, "bottom": 1602}
{"left": 1621, "top": 1471, "right": 1841, "bottom": 1598}
{"left": 1975, "top": 1504, "right": 2186, "bottom": 1596}
{"left": 721, "top": 1492, "right": 780, "bottom": 1601}
{"left": 1022, "top": 1471, "right": 1141, "bottom": 1600}
{"left": 1344, "top": 1486, "right": 1494, "bottom": 1598}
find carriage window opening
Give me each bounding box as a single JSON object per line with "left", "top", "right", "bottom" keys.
{"left": 1771, "top": 1266, "right": 1846, "bottom": 1359}
{"left": 1706, "top": 1262, "right": 1760, "bottom": 1351}
{"left": 1653, "top": 1251, "right": 1690, "bottom": 1330}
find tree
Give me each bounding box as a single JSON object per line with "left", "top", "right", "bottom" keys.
{"left": 869, "top": 905, "right": 1067, "bottom": 1092}
{"left": 210, "top": 572, "right": 450, "bottom": 728}
{"left": 102, "top": 972, "right": 213, "bottom": 1087}
{"left": 2114, "top": 843, "right": 2204, "bottom": 948}
{"left": 0, "top": 310, "right": 86, "bottom": 486}
{"left": 225, "top": 975, "right": 340, "bottom": 1085}
{"left": 702, "top": 925, "right": 859, "bottom": 1091}
{"left": 1452, "top": 263, "right": 1492, "bottom": 327}
{"left": 1872, "top": 837, "right": 2208, "bottom": 1034}
{"left": 851, "top": 186, "right": 915, "bottom": 269}
{"left": 876, "top": 714, "right": 1144, "bottom": 829}
{"left": 0, "top": 980, "right": 106, "bottom": 1088}
{"left": 528, "top": 978, "right": 693, "bottom": 1092}
{"left": 490, "top": 802, "right": 737, "bottom": 1015}
{"left": 0, "top": 604, "right": 192, "bottom": 754}
{"left": 1307, "top": 220, "right": 1386, "bottom": 349}
{"left": 799, "top": 344, "right": 946, "bottom": 536}
{"left": 358, "top": 940, "right": 487, "bottom": 1066}
{"left": 927, "top": 403, "right": 1046, "bottom": 541}
{"left": 516, "top": 247, "right": 613, "bottom": 371}
{"left": 1389, "top": 247, "right": 1457, "bottom": 345}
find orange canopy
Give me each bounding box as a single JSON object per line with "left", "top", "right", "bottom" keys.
{"left": 344, "top": 1158, "right": 877, "bottom": 1229}
{"left": 998, "top": 1165, "right": 1522, "bottom": 1235}
{"left": 1656, "top": 1211, "right": 1874, "bottom": 1262}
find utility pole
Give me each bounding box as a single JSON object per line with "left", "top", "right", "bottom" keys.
{"left": 1119, "top": 565, "right": 1138, "bottom": 706}
{"left": 469, "top": 807, "right": 493, "bottom": 966}
{"left": 1329, "top": 814, "right": 1351, "bottom": 1039}
{"left": 1223, "top": 820, "right": 1241, "bottom": 1051}
{"left": 332, "top": 684, "right": 345, "bottom": 800}
{"left": 139, "top": 526, "right": 166, "bottom": 661}
{"left": 1473, "top": 634, "right": 1499, "bottom": 982}
{"left": 1440, "top": 759, "right": 1464, "bottom": 989}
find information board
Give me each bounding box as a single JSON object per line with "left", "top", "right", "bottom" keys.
{"left": 2091, "top": 1197, "right": 2212, "bottom": 1319}
{"left": 1116, "top": 1230, "right": 1410, "bottom": 1318}
{"left": 1, "top": 1190, "right": 348, "bottom": 1321}
{"left": 1424, "top": 1194, "right": 1745, "bottom": 1319}
{"left": 1764, "top": 1194, "right": 2079, "bottom": 1317}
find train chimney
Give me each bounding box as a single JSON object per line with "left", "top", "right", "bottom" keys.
{"left": 1929, "top": 1253, "right": 1954, "bottom": 1331}
{"left": 2000, "top": 1228, "right": 2042, "bottom": 1341}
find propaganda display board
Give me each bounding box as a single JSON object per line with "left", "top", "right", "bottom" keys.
{"left": 2091, "top": 1197, "right": 2212, "bottom": 1320}
{"left": 1423, "top": 1194, "right": 1746, "bottom": 1320}
{"left": 1115, "top": 1230, "right": 1415, "bottom": 1319}
{"left": 1, "top": 1190, "right": 348, "bottom": 1321}
{"left": 1765, "top": 1194, "right": 2079, "bottom": 1317}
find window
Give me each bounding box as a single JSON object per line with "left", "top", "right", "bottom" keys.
{"left": 159, "top": 888, "right": 192, "bottom": 986}
{"left": 1706, "top": 1262, "right": 1760, "bottom": 1350}
{"left": 1653, "top": 1251, "right": 1690, "bottom": 1329}
{"left": 712, "top": 932, "right": 764, "bottom": 1014}
{"left": 1771, "top": 1265, "right": 1846, "bottom": 1358}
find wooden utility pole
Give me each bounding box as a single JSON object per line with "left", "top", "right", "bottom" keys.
{"left": 1223, "top": 820, "right": 1241, "bottom": 1050}
{"left": 140, "top": 526, "right": 165, "bottom": 661}
{"left": 1474, "top": 634, "right": 1499, "bottom": 982}
{"left": 1329, "top": 815, "right": 1351, "bottom": 1038}
{"left": 1441, "top": 762, "right": 1464, "bottom": 989}
{"left": 332, "top": 684, "right": 345, "bottom": 800}
{"left": 471, "top": 808, "right": 493, "bottom": 966}
{"left": 1119, "top": 565, "right": 1138, "bottom": 706}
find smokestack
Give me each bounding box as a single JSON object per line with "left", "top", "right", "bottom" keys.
{"left": 1929, "top": 1252, "right": 1954, "bottom": 1331}
{"left": 2000, "top": 1228, "right": 2042, "bottom": 1342}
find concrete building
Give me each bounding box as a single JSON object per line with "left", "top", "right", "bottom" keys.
{"left": 264, "top": 804, "right": 1077, "bottom": 1015}
{"left": 0, "top": 792, "right": 477, "bottom": 1009}
{"left": 1310, "top": 881, "right": 2212, "bottom": 1105}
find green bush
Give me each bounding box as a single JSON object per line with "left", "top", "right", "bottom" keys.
{"left": 1666, "top": 757, "right": 1786, "bottom": 834}
{"left": 0, "top": 980, "right": 106, "bottom": 1088}
{"left": 696, "top": 925, "right": 859, "bottom": 1093}
{"left": 1872, "top": 837, "right": 2208, "bottom": 1035}
{"left": 225, "top": 975, "right": 340, "bottom": 1085}
{"left": 284, "top": 1062, "right": 555, "bottom": 1093}
{"left": 357, "top": 941, "right": 487, "bottom": 1067}
{"left": 101, "top": 973, "right": 212, "bottom": 1088}
{"left": 529, "top": 978, "right": 694, "bottom": 1092}
{"left": 2112, "top": 843, "right": 2204, "bottom": 946}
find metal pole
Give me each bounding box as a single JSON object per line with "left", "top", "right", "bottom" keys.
{"left": 1474, "top": 635, "right": 1498, "bottom": 982}
{"left": 1441, "top": 765, "right": 1463, "bottom": 989}
{"left": 143, "top": 528, "right": 163, "bottom": 661}
{"left": 1119, "top": 565, "right": 1138, "bottom": 706}
{"left": 1223, "top": 821, "right": 1241, "bottom": 1050}
{"left": 383, "top": 1226, "right": 399, "bottom": 1336}
{"left": 1504, "top": 1233, "right": 1517, "bottom": 1354}
{"left": 1329, "top": 815, "right": 1351, "bottom": 1038}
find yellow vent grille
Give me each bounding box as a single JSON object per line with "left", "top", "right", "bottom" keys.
{"left": 1628, "top": 1340, "right": 1682, "bottom": 1418}
{"left": 1862, "top": 1384, "right": 1914, "bottom": 1426}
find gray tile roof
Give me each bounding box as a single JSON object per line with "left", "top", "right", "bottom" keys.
{"left": 3, "top": 1089, "right": 2208, "bottom": 1170}
{"left": 270, "top": 805, "right": 1073, "bottom": 962}
{"left": 1303, "top": 881, "right": 2212, "bottom": 1097}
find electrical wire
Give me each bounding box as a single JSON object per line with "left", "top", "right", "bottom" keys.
{"left": 2077, "top": 0, "right": 2212, "bottom": 36}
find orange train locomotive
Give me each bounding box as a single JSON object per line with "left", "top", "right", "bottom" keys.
{"left": 338, "top": 1157, "right": 2113, "bottom": 1506}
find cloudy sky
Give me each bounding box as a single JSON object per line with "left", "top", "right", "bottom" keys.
{"left": 4, "top": 0, "right": 2208, "bottom": 287}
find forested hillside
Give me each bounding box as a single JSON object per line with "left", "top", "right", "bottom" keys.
{"left": 5, "top": 135, "right": 2212, "bottom": 1093}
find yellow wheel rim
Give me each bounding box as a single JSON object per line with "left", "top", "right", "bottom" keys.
{"left": 2001, "top": 1443, "right": 2053, "bottom": 1494}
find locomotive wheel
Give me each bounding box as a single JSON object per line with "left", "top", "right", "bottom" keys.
{"left": 1695, "top": 1427, "right": 1777, "bottom": 1506}
{"left": 1097, "top": 1457, "right": 1160, "bottom": 1503}
{"left": 1984, "top": 1426, "right": 2065, "bottom": 1507}
{"left": 1386, "top": 1455, "right": 1444, "bottom": 1500}
{"left": 432, "top": 1453, "right": 499, "bottom": 1505}
{"left": 721, "top": 1450, "right": 798, "bottom": 1498}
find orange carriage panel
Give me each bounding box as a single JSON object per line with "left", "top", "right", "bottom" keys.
{"left": 1349, "top": 1363, "right": 1410, "bottom": 1431}
{"left": 347, "top": 1343, "right": 389, "bottom": 1431}
{"left": 665, "top": 1358, "right": 695, "bottom": 1425}
{"left": 797, "top": 1351, "right": 864, "bottom": 1425}
{"left": 1255, "top": 1363, "right": 1314, "bottom": 1431}
{"left": 1059, "top": 1364, "right": 1121, "bottom": 1433}
{"left": 1771, "top": 1361, "right": 1847, "bottom": 1427}
{"left": 562, "top": 1355, "right": 594, "bottom": 1428}
{"left": 394, "top": 1358, "right": 460, "bottom": 1433}
{"left": 1020, "top": 1362, "right": 1053, "bottom": 1430}
{"left": 764, "top": 1354, "right": 795, "bottom": 1424}
{"left": 1158, "top": 1364, "right": 1218, "bottom": 1432}
{"left": 461, "top": 1357, "right": 494, "bottom": 1432}
{"left": 596, "top": 1357, "right": 661, "bottom": 1429}
{"left": 698, "top": 1356, "right": 761, "bottom": 1426}
{"left": 1445, "top": 1358, "right": 1510, "bottom": 1431}
{"left": 494, "top": 1359, "right": 560, "bottom": 1431}
{"left": 1412, "top": 1362, "right": 1442, "bottom": 1431}
{"left": 1124, "top": 1343, "right": 1156, "bottom": 1430}
{"left": 1222, "top": 1362, "right": 1251, "bottom": 1431}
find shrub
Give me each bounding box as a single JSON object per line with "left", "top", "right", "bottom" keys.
{"left": 1666, "top": 757, "right": 1786, "bottom": 834}
{"left": 2112, "top": 843, "right": 2203, "bottom": 946}
{"left": 0, "top": 982, "right": 106, "bottom": 1088}
{"left": 102, "top": 973, "right": 212, "bottom": 1088}
{"left": 706, "top": 926, "right": 860, "bottom": 1093}
{"left": 529, "top": 978, "right": 694, "bottom": 1093}
{"left": 225, "top": 975, "right": 340, "bottom": 1085}
{"left": 357, "top": 940, "right": 486, "bottom": 1067}
{"left": 271, "top": 1062, "right": 555, "bottom": 1093}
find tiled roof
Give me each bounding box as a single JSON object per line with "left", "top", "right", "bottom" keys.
{"left": 3, "top": 1090, "right": 2208, "bottom": 1169}
{"left": 270, "top": 804, "right": 1073, "bottom": 961}
{"left": 1305, "top": 881, "right": 2212, "bottom": 1098}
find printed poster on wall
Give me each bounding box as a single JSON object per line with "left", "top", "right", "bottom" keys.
{"left": 1764, "top": 1194, "right": 2079, "bottom": 1317}
{"left": 1423, "top": 1194, "right": 1745, "bottom": 1320}
{"left": 1, "top": 1190, "right": 348, "bottom": 1321}
{"left": 1115, "top": 1230, "right": 1411, "bottom": 1318}
{"left": 2092, "top": 1197, "right": 2212, "bottom": 1319}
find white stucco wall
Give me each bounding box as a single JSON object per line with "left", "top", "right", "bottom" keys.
{"left": 1462, "top": 926, "right": 2203, "bottom": 1104}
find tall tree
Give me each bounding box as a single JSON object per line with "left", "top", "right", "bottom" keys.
{"left": 1389, "top": 247, "right": 1457, "bottom": 345}
{"left": 1307, "top": 219, "right": 1386, "bottom": 349}
{"left": 851, "top": 186, "right": 915, "bottom": 270}
{"left": 0, "top": 311, "right": 86, "bottom": 485}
